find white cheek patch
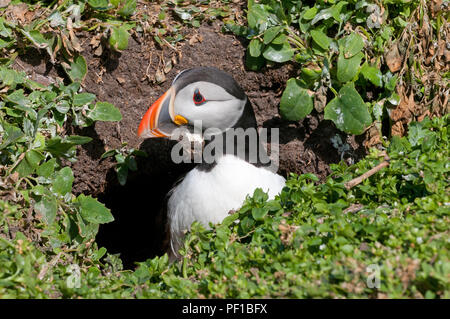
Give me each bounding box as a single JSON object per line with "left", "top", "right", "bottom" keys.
{"left": 197, "top": 99, "right": 244, "bottom": 129}
{"left": 174, "top": 82, "right": 246, "bottom": 131}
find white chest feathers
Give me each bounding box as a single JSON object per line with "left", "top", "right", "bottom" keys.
{"left": 167, "top": 155, "right": 286, "bottom": 258}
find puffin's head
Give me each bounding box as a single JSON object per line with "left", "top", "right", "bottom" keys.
{"left": 137, "top": 67, "right": 247, "bottom": 138}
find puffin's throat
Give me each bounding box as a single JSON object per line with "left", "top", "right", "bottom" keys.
{"left": 197, "top": 100, "right": 275, "bottom": 170}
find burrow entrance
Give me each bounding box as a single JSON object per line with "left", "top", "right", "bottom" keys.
{"left": 95, "top": 140, "right": 195, "bottom": 269}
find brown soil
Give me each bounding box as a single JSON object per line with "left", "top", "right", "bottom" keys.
{"left": 14, "top": 22, "right": 365, "bottom": 268}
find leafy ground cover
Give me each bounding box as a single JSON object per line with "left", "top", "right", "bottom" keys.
{"left": 1, "top": 114, "right": 448, "bottom": 298}
{"left": 226, "top": 0, "right": 448, "bottom": 143}
{"left": 0, "top": 0, "right": 449, "bottom": 298}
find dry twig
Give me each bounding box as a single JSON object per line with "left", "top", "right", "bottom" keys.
{"left": 345, "top": 157, "right": 390, "bottom": 190}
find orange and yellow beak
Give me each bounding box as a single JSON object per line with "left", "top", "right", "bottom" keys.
{"left": 137, "top": 87, "right": 189, "bottom": 138}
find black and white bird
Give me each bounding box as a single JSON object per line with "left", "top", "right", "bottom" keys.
{"left": 138, "top": 67, "right": 285, "bottom": 260}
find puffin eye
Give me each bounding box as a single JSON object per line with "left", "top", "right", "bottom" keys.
{"left": 193, "top": 89, "right": 206, "bottom": 105}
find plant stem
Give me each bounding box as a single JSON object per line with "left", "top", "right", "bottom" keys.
{"left": 329, "top": 86, "right": 338, "bottom": 97}
{"left": 285, "top": 28, "right": 306, "bottom": 49}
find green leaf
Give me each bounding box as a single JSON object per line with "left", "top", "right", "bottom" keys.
{"left": 303, "top": 7, "right": 318, "bottom": 20}
{"left": 308, "top": 237, "right": 322, "bottom": 247}
{"left": 88, "top": 0, "right": 110, "bottom": 10}
{"left": 387, "top": 92, "right": 400, "bottom": 105}
{"left": 265, "top": 199, "right": 282, "bottom": 212}
{"left": 118, "top": 0, "right": 136, "bottom": 17}
{"left": 101, "top": 149, "right": 117, "bottom": 159}
{"left": 311, "top": 2, "right": 347, "bottom": 25}
{"left": 65, "top": 135, "right": 93, "bottom": 145}
{"left": 384, "top": 73, "right": 398, "bottom": 91}
{"left": 5, "top": 89, "right": 28, "bottom": 106}
{"left": 45, "top": 137, "right": 76, "bottom": 158}
{"left": 331, "top": 1, "right": 349, "bottom": 21}
{"left": 337, "top": 52, "right": 363, "bottom": 83}
{"left": 92, "top": 247, "right": 107, "bottom": 261}
{"left": 271, "top": 33, "right": 287, "bottom": 45}
{"left": 23, "top": 118, "right": 34, "bottom": 137}
{"left": 32, "top": 185, "right": 47, "bottom": 196}
{"left": 224, "top": 22, "right": 248, "bottom": 37}
{"left": 252, "top": 207, "right": 269, "bottom": 221}
{"left": 52, "top": 167, "right": 74, "bottom": 196}
{"left": 15, "top": 149, "right": 45, "bottom": 177}
{"left": 408, "top": 121, "right": 431, "bottom": 147}
{"left": 77, "top": 194, "right": 114, "bottom": 224}
{"left": 324, "top": 83, "right": 372, "bottom": 135}
{"left": 109, "top": 26, "right": 129, "bottom": 51}
{"left": 15, "top": 156, "right": 34, "bottom": 177}
{"left": 35, "top": 195, "right": 58, "bottom": 225}
{"left": 247, "top": 4, "right": 271, "bottom": 32}
{"left": 66, "top": 55, "right": 87, "bottom": 83}
{"left": 310, "top": 8, "right": 332, "bottom": 25}
{"left": 114, "top": 153, "right": 125, "bottom": 164}
{"left": 36, "top": 158, "right": 57, "bottom": 178}
{"left": 110, "top": 0, "right": 121, "bottom": 8}
{"left": 263, "top": 42, "right": 294, "bottom": 63}
{"left": 55, "top": 100, "right": 70, "bottom": 114}
{"left": 245, "top": 51, "right": 265, "bottom": 71}
{"left": 126, "top": 156, "right": 137, "bottom": 171}
{"left": 25, "top": 150, "right": 44, "bottom": 169}
{"left": 280, "top": 79, "right": 313, "bottom": 121}
{"left": 300, "top": 67, "right": 321, "bottom": 87}
{"left": 44, "top": 135, "right": 91, "bottom": 157}
{"left": 73, "top": 93, "right": 96, "bottom": 106}
{"left": 249, "top": 39, "right": 263, "bottom": 57}
{"left": 21, "top": 30, "right": 53, "bottom": 50}
{"left": 0, "top": 67, "right": 25, "bottom": 88}
{"left": 360, "top": 63, "right": 383, "bottom": 87}
{"left": 0, "top": 126, "right": 23, "bottom": 150}
{"left": 117, "top": 165, "right": 128, "bottom": 186}
{"left": 88, "top": 102, "right": 122, "bottom": 122}
{"left": 338, "top": 33, "right": 364, "bottom": 58}
{"left": 0, "top": 18, "right": 13, "bottom": 38}
{"left": 311, "top": 29, "right": 331, "bottom": 50}
{"left": 239, "top": 216, "right": 255, "bottom": 234}
{"left": 341, "top": 244, "right": 354, "bottom": 254}
{"left": 263, "top": 26, "right": 283, "bottom": 44}
{"left": 253, "top": 188, "right": 269, "bottom": 203}
{"left": 77, "top": 213, "right": 99, "bottom": 239}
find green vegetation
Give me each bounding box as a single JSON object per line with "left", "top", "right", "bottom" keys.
{"left": 226, "top": 0, "right": 447, "bottom": 137}
{"left": 1, "top": 114, "right": 449, "bottom": 298}
{"left": 0, "top": 0, "right": 448, "bottom": 298}
{"left": 101, "top": 143, "right": 147, "bottom": 186}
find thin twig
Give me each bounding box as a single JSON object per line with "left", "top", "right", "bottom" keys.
{"left": 345, "top": 159, "right": 390, "bottom": 190}
{"left": 163, "top": 38, "right": 177, "bottom": 51}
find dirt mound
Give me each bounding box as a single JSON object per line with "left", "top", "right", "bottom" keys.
{"left": 15, "top": 22, "right": 365, "bottom": 267}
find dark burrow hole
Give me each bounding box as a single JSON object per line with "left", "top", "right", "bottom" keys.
{"left": 95, "top": 140, "right": 195, "bottom": 270}
{"left": 95, "top": 171, "right": 168, "bottom": 270}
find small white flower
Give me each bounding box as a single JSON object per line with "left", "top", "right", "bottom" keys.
{"left": 319, "top": 244, "right": 326, "bottom": 250}
{"left": 416, "top": 237, "right": 423, "bottom": 244}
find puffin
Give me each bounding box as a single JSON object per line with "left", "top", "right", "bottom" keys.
{"left": 137, "top": 67, "right": 286, "bottom": 260}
